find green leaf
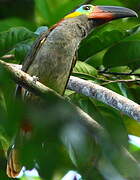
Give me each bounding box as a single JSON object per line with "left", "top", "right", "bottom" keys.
{"left": 15, "top": 44, "right": 30, "bottom": 64}
{"left": 103, "top": 41, "right": 140, "bottom": 69}
{"left": 52, "top": 0, "right": 83, "bottom": 24}
{"left": 73, "top": 61, "right": 97, "bottom": 80}
{"left": 79, "top": 30, "right": 126, "bottom": 61}
{"left": 128, "top": 85, "right": 140, "bottom": 104}
{"left": 15, "top": 40, "right": 34, "bottom": 63}
{"left": 125, "top": 32, "right": 140, "bottom": 41}
{"left": 129, "top": 142, "right": 140, "bottom": 152}
{"left": 34, "top": 0, "right": 53, "bottom": 23}
{"left": 94, "top": 0, "right": 123, "bottom": 6}
{"left": 35, "top": 0, "right": 84, "bottom": 25}
{"left": 21, "top": 176, "right": 42, "bottom": 180}
{"left": 34, "top": 26, "right": 48, "bottom": 35}
{"left": 108, "top": 66, "right": 131, "bottom": 73}
{"left": 124, "top": 117, "right": 140, "bottom": 137}
{"left": 86, "top": 50, "right": 106, "bottom": 68}
{"left": 0, "top": 18, "right": 36, "bottom": 32}
{"left": 70, "top": 95, "right": 140, "bottom": 178}
{"left": 0, "top": 27, "right": 35, "bottom": 57}
{"left": 62, "top": 123, "right": 98, "bottom": 171}
{"left": 127, "top": 25, "right": 140, "bottom": 36}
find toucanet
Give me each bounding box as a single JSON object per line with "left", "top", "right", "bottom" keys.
{"left": 6, "top": 4, "right": 137, "bottom": 178}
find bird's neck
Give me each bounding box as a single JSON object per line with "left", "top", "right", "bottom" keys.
{"left": 50, "top": 15, "right": 95, "bottom": 38}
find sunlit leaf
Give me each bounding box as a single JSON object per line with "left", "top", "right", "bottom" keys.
{"left": 73, "top": 61, "right": 97, "bottom": 80}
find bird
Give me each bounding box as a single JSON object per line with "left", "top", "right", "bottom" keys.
{"left": 6, "top": 4, "right": 137, "bottom": 178}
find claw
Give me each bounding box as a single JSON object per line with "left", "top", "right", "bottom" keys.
{"left": 32, "top": 76, "right": 39, "bottom": 83}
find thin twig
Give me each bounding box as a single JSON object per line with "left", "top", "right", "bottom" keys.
{"left": 1, "top": 54, "right": 15, "bottom": 60}
{"left": 99, "top": 70, "right": 140, "bottom": 76}
{"left": 101, "top": 78, "right": 140, "bottom": 85}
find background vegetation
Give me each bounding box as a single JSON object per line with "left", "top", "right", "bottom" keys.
{"left": 0, "top": 0, "right": 140, "bottom": 179}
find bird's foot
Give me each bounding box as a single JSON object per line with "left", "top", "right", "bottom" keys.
{"left": 32, "top": 76, "right": 39, "bottom": 83}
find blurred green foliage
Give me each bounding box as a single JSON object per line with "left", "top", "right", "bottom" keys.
{"left": 1, "top": 0, "right": 140, "bottom": 180}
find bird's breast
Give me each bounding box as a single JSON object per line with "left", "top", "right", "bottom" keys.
{"left": 27, "top": 20, "right": 84, "bottom": 95}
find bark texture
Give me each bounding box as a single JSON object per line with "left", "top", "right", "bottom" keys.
{"left": 68, "top": 76, "right": 140, "bottom": 121}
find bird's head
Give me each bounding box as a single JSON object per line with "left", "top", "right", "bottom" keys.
{"left": 64, "top": 4, "right": 138, "bottom": 25}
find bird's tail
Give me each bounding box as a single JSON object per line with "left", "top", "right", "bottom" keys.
{"left": 6, "top": 119, "right": 32, "bottom": 178}
{"left": 6, "top": 147, "right": 22, "bottom": 178}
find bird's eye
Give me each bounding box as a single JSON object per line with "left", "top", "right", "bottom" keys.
{"left": 83, "top": 6, "right": 91, "bottom": 11}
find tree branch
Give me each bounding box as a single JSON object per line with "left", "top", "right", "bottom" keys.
{"left": 0, "top": 59, "right": 101, "bottom": 128}
{"left": 1, "top": 60, "right": 140, "bottom": 177}
{"left": 68, "top": 77, "right": 140, "bottom": 121}
{"left": 1, "top": 61, "right": 140, "bottom": 121}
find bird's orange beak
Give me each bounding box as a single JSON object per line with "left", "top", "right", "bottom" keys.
{"left": 89, "top": 6, "right": 138, "bottom": 22}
